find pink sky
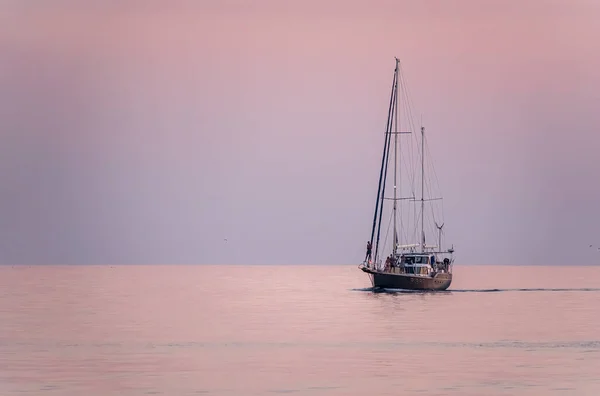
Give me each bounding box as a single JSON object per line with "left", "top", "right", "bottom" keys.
{"left": 1, "top": 1, "right": 599, "bottom": 264}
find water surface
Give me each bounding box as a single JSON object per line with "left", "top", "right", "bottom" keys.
{"left": 1, "top": 265, "right": 599, "bottom": 395}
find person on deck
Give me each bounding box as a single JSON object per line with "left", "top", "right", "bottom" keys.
{"left": 365, "top": 241, "right": 372, "bottom": 263}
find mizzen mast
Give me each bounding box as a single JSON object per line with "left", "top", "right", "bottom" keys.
{"left": 420, "top": 125, "right": 425, "bottom": 253}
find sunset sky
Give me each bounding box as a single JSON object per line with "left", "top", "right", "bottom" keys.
{"left": 1, "top": 1, "right": 599, "bottom": 265}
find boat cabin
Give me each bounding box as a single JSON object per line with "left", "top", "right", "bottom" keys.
{"left": 401, "top": 254, "right": 435, "bottom": 266}
{"left": 383, "top": 253, "right": 452, "bottom": 275}
{"left": 398, "top": 254, "right": 434, "bottom": 275}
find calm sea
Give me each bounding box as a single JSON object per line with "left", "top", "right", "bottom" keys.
{"left": 1, "top": 265, "right": 599, "bottom": 395}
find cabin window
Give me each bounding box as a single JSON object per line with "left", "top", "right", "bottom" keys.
{"left": 402, "top": 255, "right": 432, "bottom": 264}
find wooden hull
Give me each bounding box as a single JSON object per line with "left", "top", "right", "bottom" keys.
{"left": 361, "top": 267, "right": 452, "bottom": 291}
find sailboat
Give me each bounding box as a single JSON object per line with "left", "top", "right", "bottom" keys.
{"left": 359, "top": 58, "right": 455, "bottom": 291}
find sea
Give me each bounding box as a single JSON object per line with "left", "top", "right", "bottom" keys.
{"left": 1, "top": 265, "right": 599, "bottom": 395}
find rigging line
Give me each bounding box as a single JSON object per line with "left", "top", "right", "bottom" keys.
{"left": 375, "top": 133, "right": 393, "bottom": 264}
{"left": 430, "top": 198, "right": 439, "bottom": 228}
{"left": 370, "top": 67, "right": 398, "bottom": 248}
{"left": 381, "top": 207, "right": 394, "bottom": 261}
{"left": 423, "top": 156, "right": 436, "bottom": 226}
{"left": 398, "top": 78, "right": 411, "bottom": 243}
{"left": 426, "top": 181, "right": 443, "bottom": 230}
{"left": 424, "top": 135, "right": 445, "bottom": 223}
{"left": 424, "top": 168, "right": 441, "bottom": 240}
{"left": 399, "top": 74, "right": 442, "bottom": 245}
{"left": 398, "top": 85, "right": 414, "bottom": 198}
{"left": 409, "top": 206, "right": 421, "bottom": 245}
{"left": 401, "top": 204, "right": 411, "bottom": 246}
{"left": 398, "top": 69, "right": 418, "bottom": 242}
{"left": 374, "top": 131, "right": 392, "bottom": 264}
{"left": 374, "top": 65, "right": 399, "bottom": 264}
{"left": 422, "top": 134, "right": 444, "bottom": 228}
{"left": 398, "top": 115, "right": 404, "bottom": 248}
{"left": 399, "top": 63, "right": 422, "bottom": 245}
{"left": 399, "top": 63, "right": 418, "bottom": 195}
{"left": 423, "top": 134, "right": 435, "bottom": 193}
{"left": 430, "top": 208, "right": 443, "bottom": 251}
{"left": 400, "top": 71, "right": 417, "bottom": 198}
{"left": 399, "top": 63, "right": 421, "bottom": 139}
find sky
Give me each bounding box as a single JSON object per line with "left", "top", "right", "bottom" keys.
{"left": 1, "top": 1, "right": 599, "bottom": 265}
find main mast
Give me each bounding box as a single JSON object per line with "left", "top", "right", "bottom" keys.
{"left": 371, "top": 59, "right": 398, "bottom": 265}
{"left": 392, "top": 58, "right": 399, "bottom": 255}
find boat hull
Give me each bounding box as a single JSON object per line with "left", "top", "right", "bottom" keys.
{"left": 361, "top": 267, "right": 452, "bottom": 291}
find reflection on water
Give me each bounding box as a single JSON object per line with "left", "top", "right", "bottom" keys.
{"left": 1, "top": 265, "right": 599, "bottom": 395}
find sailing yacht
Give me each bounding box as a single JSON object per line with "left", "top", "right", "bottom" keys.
{"left": 359, "top": 58, "right": 455, "bottom": 291}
